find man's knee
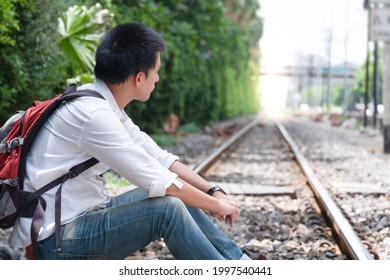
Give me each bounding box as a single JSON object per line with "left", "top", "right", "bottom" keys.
{"left": 164, "top": 196, "right": 185, "bottom": 207}
{"left": 160, "top": 196, "right": 188, "bottom": 217}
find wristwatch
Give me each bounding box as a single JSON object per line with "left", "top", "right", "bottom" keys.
{"left": 207, "top": 185, "right": 227, "bottom": 196}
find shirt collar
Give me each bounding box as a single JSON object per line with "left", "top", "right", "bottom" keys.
{"left": 93, "top": 79, "right": 126, "bottom": 121}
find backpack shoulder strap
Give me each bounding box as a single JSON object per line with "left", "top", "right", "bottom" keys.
{"left": 25, "top": 85, "right": 105, "bottom": 257}
{"left": 26, "top": 157, "right": 100, "bottom": 257}
{"left": 60, "top": 85, "right": 105, "bottom": 101}
{"left": 17, "top": 85, "right": 105, "bottom": 187}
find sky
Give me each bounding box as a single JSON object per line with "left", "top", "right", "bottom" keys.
{"left": 258, "top": 0, "right": 369, "bottom": 69}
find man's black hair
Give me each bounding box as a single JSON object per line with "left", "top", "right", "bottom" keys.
{"left": 94, "top": 23, "right": 165, "bottom": 84}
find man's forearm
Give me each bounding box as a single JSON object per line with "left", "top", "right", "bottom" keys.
{"left": 169, "top": 160, "right": 211, "bottom": 193}
{"left": 165, "top": 178, "right": 220, "bottom": 213}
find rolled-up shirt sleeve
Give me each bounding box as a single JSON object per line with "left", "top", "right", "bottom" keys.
{"left": 122, "top": 116, "right": 179, "bottom": 169}
{"left": 149, "top": 177, "right": 184, "bottom": 197}
{"left": 79, "top": 106, "right": 182, "bottom": 197}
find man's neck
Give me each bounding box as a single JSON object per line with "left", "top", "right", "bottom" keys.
{"left": 106, "top": 81, "right": 134, "bottom": 109}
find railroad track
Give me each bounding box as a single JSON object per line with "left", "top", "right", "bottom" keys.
{"left": 0, "top": 114, "right": 382, "bottom": 260}
{"left": 195, "top": 115, "right": 376, "bottom": 260}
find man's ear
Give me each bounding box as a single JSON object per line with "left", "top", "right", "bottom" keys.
{"left": 134, "top": 72, "right": 143, "bottom": 87}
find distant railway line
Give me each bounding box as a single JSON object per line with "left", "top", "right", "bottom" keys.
{"left": 195, "top": 115, "right": 380, "bottom": 260}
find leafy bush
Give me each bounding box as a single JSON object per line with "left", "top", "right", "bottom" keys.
{"left": 0, "top": 0, "right": 67, "bottom": 123}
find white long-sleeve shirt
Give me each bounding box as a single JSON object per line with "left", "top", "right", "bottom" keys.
{"left": 9, "top": 79, "right": 182, "bottom": 248}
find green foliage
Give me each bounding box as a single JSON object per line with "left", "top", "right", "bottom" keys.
{"left": 352, "top": 48, "right": 383, "bottom": 106}
{"left": 0, "top": 0, "right": 263, "bottom": 135}
{"left": 102, "top": 170, "right": 131, "bottom": 187}
{"left": 113, "top": 0, "right": 262, "bottom": 133}
{"left": 0, "top": 0, "right": 27, "bottom": 46}
{"left": 179, "top": 122, "right": 202, "bottom": 133}
{"left": 0, "top": 1, "right": 115, "bottom": 124}
{"left": 0, "top": 0, "right": 67, "bottom": 123}
{"left": 57, "top": 3, "right": 114, "bottom": 75}
{"left": 151, "top": 134, "right": 180, "bottom": 147}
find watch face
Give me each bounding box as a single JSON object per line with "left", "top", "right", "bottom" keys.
{"left": 207, "top": 185, "right": 226, "bottom": 195}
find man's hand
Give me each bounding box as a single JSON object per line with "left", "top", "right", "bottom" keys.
{"left": 210, "top": 192, "right": 240, "bottom": 224}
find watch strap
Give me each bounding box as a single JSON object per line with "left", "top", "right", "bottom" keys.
{"left": 207, "top": 185, "right": 227, "bottom": 196}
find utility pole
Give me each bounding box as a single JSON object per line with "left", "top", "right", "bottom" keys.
{"left": 343, "top": 0, "right": 349, "bottom": 112}
{"left": 308, "top": 55, "right": 313, "bottom": 107}
{"left": 382, "top": 0, "right": 390, "bottom": 153}
{"left": 364, "top": 0, "right": 370, "bottom": 128}
{"left": 384, "top": 42, "right": 390, "bottom": 153}
{"left": 368, "top": 0, "right": 390, "bottom": 153}
{"left": 326, "top": 30, "right": 332, "bottom": 114}
{"left": 316, "top": 57, "right": 323, "bottom": 107}
{"left": 373, "top": 41, "right": 379, "bottom": 128}
{"left": 364, "top": 42, "right": 370, "bottom": 128}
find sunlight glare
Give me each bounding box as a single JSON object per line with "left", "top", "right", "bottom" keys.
{"left": 260, "top": 75, "right": 289, "bottom": 118}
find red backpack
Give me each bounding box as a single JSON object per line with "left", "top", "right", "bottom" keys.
{"left": 0, "top": 85, "right": 103, "bottom": 257}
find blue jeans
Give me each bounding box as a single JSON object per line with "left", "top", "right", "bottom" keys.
{"left": 37, "top": 188, "right": 244, "bottom": 260}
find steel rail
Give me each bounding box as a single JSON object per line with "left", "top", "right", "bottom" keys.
{"left": 193, "top": 117, "right": 259, "bottom": 174}
{"left": 274, "top": 120, "right": 373, "bottom": 260}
